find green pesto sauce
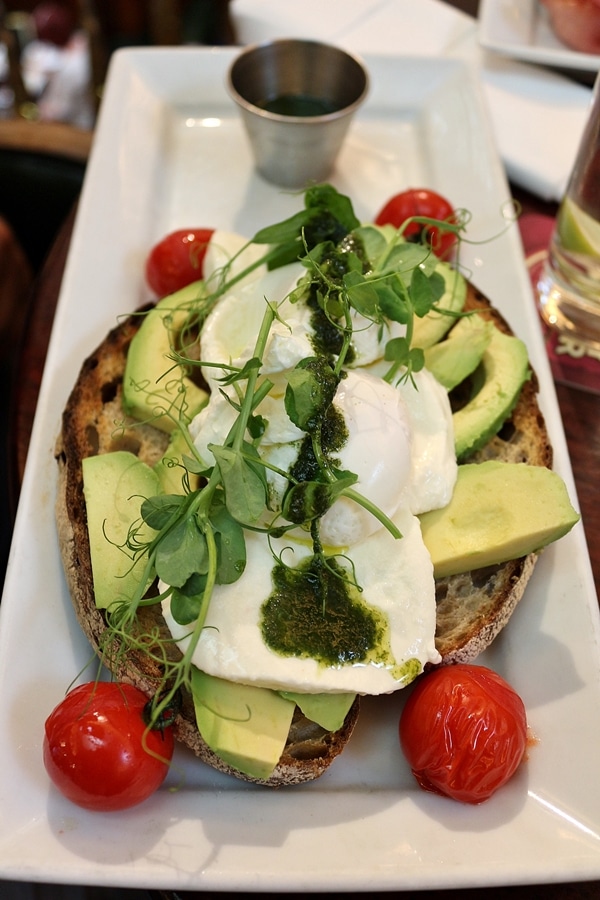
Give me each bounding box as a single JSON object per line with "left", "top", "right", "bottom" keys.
{"left": 261, "top": 556, "right": 424, "bottom": 682}
{"left": 397, "top": 657, "right": 424, "bottom": 686}
{"left": 305, "top": 236, "right": 368, "bottom": 362}
{"left": 261, "top": 555, "right": 388, "bottom": 666}
{"left": 289, "top": 403, "right": 348, "bottom": 485}
{"left": 309, "top": 299, "right": 352, "bottom": 360}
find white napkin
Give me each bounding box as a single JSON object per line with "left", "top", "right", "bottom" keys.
{"left": 478, "top": 51, "right": 593, "bottom": 200}
{"left": 231, "top": 0, "right": 593, "bottom": 201}
{"left": 233, "top": 0, "right": 474, "bottom": 55}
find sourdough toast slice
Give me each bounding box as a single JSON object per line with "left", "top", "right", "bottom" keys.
{"left": 55, "top": 281, "right": 550, "bottom": 784}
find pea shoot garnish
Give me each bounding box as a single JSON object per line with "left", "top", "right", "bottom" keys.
{"left": 103, "top": 183, "right": 465, "bottom": 726}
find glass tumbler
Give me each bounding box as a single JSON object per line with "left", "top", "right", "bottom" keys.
{"left": 537, "top": 73, "right": 600, "bottom": 343}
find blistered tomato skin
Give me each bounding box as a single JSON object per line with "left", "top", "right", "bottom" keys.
{"left": 145, "top": 228, "right": 214, "bottom": 297}
{"left": 375, "top": 188, "right": 457, "bottom": 259}
{"left": 399, "top": 664, "right": 527, "bottom": 804}
{"left": 43, "top": 682, "right": 174, "bottom": 812}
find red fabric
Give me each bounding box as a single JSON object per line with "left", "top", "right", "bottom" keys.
{"left": 519, "top": 212, "right": 600, "bottom": 394}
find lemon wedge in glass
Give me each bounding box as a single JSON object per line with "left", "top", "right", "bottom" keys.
{"left": 557, "top": 195, "right": 600, "bottom": 257}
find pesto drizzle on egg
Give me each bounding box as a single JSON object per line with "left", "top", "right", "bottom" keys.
{"left": 305, "top": 234, "right": 368, "bottom": 363}
{"left": 260, "top": 351, "right": 379, "bottom": 666}
{"left": 261, "top": 555, "right": 388, "bottom": 667}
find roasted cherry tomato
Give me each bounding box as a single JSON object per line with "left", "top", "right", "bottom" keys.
{"left": 145, "top": 227, "right": 214, "bottom": 297}
{"left": 375, "top": 188, "right": 457, "bottom": 258}
{"left": 399, "top": 664, "right": 527, "bottom": 804}
{"left": 43, "top": 682, "right": 175, "bottom": 811}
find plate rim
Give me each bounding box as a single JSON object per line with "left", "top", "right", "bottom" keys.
{"left": 1, "top": 45, "right": 599, "bottom": 892}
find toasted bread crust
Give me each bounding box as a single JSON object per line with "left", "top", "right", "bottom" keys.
{"left": 55, "top": 281, "right": 550, "bottom": 783}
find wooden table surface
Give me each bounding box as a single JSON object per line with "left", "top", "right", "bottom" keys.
{"left": 7, "top": 1, "right": 600, "bottom": 898}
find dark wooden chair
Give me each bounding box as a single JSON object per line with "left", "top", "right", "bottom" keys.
{"left": 0, "top": 119, "right": 92, "bottom": 592}
{"left": 0, "top": 215, "right": 33, "bottom": 588}
{"left": 0, "top": 119, "right": 91, "bottom": 271}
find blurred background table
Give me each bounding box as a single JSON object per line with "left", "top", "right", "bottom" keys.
{"left": 3, "top": 1, "right": 600, "bottom": 899}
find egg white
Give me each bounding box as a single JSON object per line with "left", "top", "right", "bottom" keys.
{"left": 318, "top": 368, "right": 413, "bottom": 546}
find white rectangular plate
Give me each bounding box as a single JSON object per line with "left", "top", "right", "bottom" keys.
{"left": 479, "top": 0, "right": 600, "bottom": 71}
{"left": 1, "top": 48, "right": 599, "bottom": 893}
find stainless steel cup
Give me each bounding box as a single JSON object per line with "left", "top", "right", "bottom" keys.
{"left": 537, "top": 73, "right": 600, "bottom": 343}
{"left": 227, "top": 39, "right": 369, "bottom": 188}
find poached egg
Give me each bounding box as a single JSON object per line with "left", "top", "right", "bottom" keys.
{"left": 162, "top": 230, "right": 457, "bottom": 694}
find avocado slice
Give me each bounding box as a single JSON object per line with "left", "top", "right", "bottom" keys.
{"left": 424, "top": 313, "right": 494, "bottom": 391}
{"left": 278, "top": 690, "right": 356, "bottom": 732}
{"left": 412, "top": 262, "right": 467, "bottom": 349}
{"left": 452, "top": 327, "right": 530, "bottom": 460}
{"left": 123, "top": 282, "right": 209, "bottom": 434}
{"left": 191, "top": 668, "right": 295, "bottom": 780}
{"left": 419, "top": 460, "right": 580, "bottom": 578}
{"left": 82, "top": 451, "right": 159, "bottom": 609}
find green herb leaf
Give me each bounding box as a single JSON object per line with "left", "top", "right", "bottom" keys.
{"left": 408, "top": 346, "right": 425, "bottom": 373}
{"left": 252, "top": 185, "right": 360, "bottom": 261}
{"left": 375, "top": 280, "right": 411, "bottom": 325}
{"left": 170, "top": 572, "right": 208, "bottom": 624}
{"left": 211, "top": 503, "right": 247, "bottom": 584}
{"left": 284, "top": 357, "right": 339, "bottom": 432}
{"left": 409, "top": 266, "right": 445, "bottom": 318}
{"left": 155, "top": 516, "right": 208, "bottom": 587}
{"left": 384, "top": 336, "right": 411, "bottom": 367}
{"left": 355, "top": 224, "right": 389, "bottom": 260}
{"left": 182, "top": 453, "right": 211, "bottom": 476}
{"left": 247, "top": 413, "right": 267, "bottom": 440}
{"left": 266, "top": 242, "right": 307, "bottom": 270}
{"left": 383, "top": 339, "right": 426, "bottom": 384}
{"left": 282, "top": 472, "right": 358, "bottom": 525}
{"left": 141, "top": 494, "right": 186, "bottom": 530}
{"left": 252, "top": 208, "right": 317, "bottom": 245}
{"left": 210, "top": 444, "right": 266, "bottom": 524}
{"left": 305, "top": 184, "right": 360, "bottom": 233}
{"left": 217, "top": 356, "right": 262, "bottom": 386}
{"left": 343, "top": 270, "right": 382, "bottom": 321}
